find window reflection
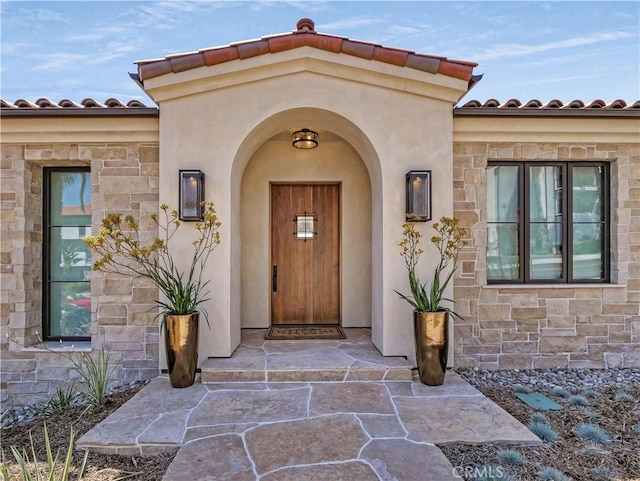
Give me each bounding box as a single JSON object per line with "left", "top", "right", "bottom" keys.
{"left": 47, "top": 170, "right": 92, "bottom": 339}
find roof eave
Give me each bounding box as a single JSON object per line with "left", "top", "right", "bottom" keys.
{"left": 1, "top": 108, "right": 159, "bottom": 118}
{"left": 453, "top": 108, "right": 639, "bottom": 118}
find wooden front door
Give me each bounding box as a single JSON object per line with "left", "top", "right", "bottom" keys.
{"left": 271, "top": 184, "right": 340, "bottom": 325}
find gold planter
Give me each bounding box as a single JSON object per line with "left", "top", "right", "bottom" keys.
{"left": 414, "top": 311, "right": 448, "bottom": 386}
{"left": 164, "top": 313, "right": 199, "bottom": 388}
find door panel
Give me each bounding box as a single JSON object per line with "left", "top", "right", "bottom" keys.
{"left": 271, "top": 184, "right": 340, "bottom": 325}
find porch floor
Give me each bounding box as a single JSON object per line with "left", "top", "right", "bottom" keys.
{"left": 200, "top": 327, "right": 414, "bottom": 382}
{"left": 77, "top": 328, "right": 540, "bottom": 481}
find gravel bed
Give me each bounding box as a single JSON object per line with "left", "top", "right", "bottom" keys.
{"left": 456, "top": 367, "right": 640, "bottom": 391}
{"left": 448, "top": 367, "right": 640, "bottom": 481}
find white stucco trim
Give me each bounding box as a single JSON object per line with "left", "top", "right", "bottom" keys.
{"left": 453, "top": 117, "right": 640, "bottom": 143}
{"left": 0, "top": 118, "right": 159, "bottom": 144}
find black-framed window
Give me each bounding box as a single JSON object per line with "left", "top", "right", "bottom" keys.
{"left": 43, "top": 168, "right": 92, "bottom": 340}
{"left": 487, "top": 161, "right": 609, "bottom": 284}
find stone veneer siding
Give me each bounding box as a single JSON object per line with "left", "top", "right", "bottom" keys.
{"left": 1, "top": 143, "right": 160, "bottom": 409}
{"left": 452, "top": 142, "right": 640, "bottom": 369}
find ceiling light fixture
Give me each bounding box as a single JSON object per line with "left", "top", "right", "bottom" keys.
{"left": 292, "top": 129, "right": 319, "bottom": 149}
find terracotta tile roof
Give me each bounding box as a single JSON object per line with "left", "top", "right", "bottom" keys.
{"left": 135, "top": 18, "right": 478, "bottom": 84}
{"left": 0, "top": 98, "right": 158, "bottom": 117}
{"left": 1, "top": 98, "right": 150, "bottom": 109}
{"left": 3, "top": 96, "right": 637, "bottom": 119}
{"left": 455, "top": 98, "right": 640, "bottom": 117}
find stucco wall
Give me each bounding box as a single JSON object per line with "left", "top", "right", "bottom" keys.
{"left": 240, "top": 137, "right": 372, "bottom": 328}
{"left": 0, "top": 142, "right": 160, "bottom": 408}
{"left": 451, "top": 140, "right": 640, "bottom": 369}
{"left": 149, "top": 51, "right": 467, "bottom": 360}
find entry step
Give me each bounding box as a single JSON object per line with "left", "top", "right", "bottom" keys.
{"left": 200, "top": 328, "right": 413, "bottom": 383}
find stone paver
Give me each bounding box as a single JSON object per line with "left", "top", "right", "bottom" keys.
{"left": 163, "top": 435, "right": 255, "bottom": 481}
{"left": 357, "top": 414, "right": 407, "bottom": 438}
{"left": 263, "top": 339, "right": 340, "bottom": 353}
{"left": 395, "top": 396, "right": 542, "bottom": 445}
{"left": 310, "top": 382, "right": 395, "bottom": 415}
{"left": 183, "top": 423, "right": 258, "bottom": 444}
{"left": 411, "top": 371, "right": 484, "bottom": 397}
{"left": 108, "top": 378, "right": 207, "bottom": 419}
{"left": 245, "top": 414, "right": 368, "bottom": 474}
{"left": 267, "top": 368, "right": 347, "bottom": 382}
{"left": 361, "top": 439, "right": 459, "bottom": 481}
{"left": 76, "top": 329, "right": 540, "bottom": 480}
{"left": 340, "top": 344, "right": 412, "bottom": 368}
{"left": 267, "top": 348, "right": 354, "bottom": 370}
{"left": 77, "top": 414, "right": 159, "bottom": 453}
{"left": 260, "top": 461, "right": 379, "bottom": 481}
{"left": 188, "top": 387, "right": 310, "bottom": 425}
{"left": 138, "top": 410, "right": 190, "bottom": 444}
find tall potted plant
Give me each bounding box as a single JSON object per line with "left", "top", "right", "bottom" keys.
{"left": 84, "top": 202, "right": 221, "bottom": 388}
{"left": 396, "top": 216, "right": 467, "bottom": 385}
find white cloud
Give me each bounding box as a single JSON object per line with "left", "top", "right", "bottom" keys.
{"left": 31, "top": 53, "right": 90, "bottom": 72}
{"left": 64, "top": 26, "right": 131, "bottom": 44}
{"left": 1, "top": 41, "right": 34, "bottom": 55}
{"left": 15, "top": 6, "right": 71, "bottom": 23}
{"left": 31, "top": 40, "right": 137, "bottom": 72}
{"left": 518, "top": 73, "right": 606, "bottom": 86}
{"left": 387, "top": 25, "right": 423, "bottom": 36}
{"left": 316, "top": 17, "right": 383, "bottom": 31}
{"left": 127, "top": 0, "right": 231, "bottom": 28}
{"left": 475, "top": 30, "right": 637, "bottom": 61}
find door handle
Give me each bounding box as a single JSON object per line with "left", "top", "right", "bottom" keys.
{"left": 272, "top": 266, "right": 277, "bottom": 292}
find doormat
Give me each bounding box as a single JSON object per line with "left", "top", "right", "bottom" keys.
{"left": 265, "top": 325, "right": 346, "bottom": 340}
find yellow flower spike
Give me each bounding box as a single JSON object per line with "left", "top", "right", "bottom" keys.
{"left": 397, "top": 215, "right": 467, "bottom": 316}
{"left": 84, "top": 201, "right": 222, "bottom": 325}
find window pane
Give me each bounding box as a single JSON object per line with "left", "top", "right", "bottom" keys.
{"left": 530, "top": 223, "right": 562, "bottom": 279}
{"left": 46, "top": 169, "right": 92, "bottom": 339}
{"left": 530, "top": 166, "right": 562, "bottom": 222}
{"left": 573, "top": 224, "right": 604, "bottom": 279}
{"left": 50, "top": 172, "right": 91, "bottom": 225}
{"left": 50, "top": 282, "right": 91, "bottom": 337}
{"left": 49, "top": 227, "right": 92, "bottom": 281}
{"left": 573, "top": 166, "right": 603, "bottom": 220}
{"left": 487, "top": 224, "right": 520, "bottom": 280}
{"left": 487, "top": 165, "right": 519, "bottom": 222}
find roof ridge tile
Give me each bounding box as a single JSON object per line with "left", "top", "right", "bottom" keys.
{"left": 136, "top": 18, "right": 476, "bottom": 82}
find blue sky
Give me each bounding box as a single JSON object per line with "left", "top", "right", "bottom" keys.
{"left": 1, "top": 1, "right": 638, "bottom": 105}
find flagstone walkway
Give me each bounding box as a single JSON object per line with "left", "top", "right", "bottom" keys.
{"left": 77, "top": 329, "right": 540, "bottom": 480}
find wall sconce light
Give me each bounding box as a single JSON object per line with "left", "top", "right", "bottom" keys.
{"left": 292, "top": 129, "right": 318, "bottom": 149}
{"left": 406, "top": 170, "right": 432, "bottom": 222}
{"left": 179, "top": 170, "right": 205, "bottom": 221}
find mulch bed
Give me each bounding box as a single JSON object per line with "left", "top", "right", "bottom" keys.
{"left": 440, "top": 385, "right": 640, "bottom": 480}
{"left": 1, "top": 387, "right": 175, "bottom": 481}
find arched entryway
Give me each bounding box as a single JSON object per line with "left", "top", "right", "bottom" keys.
{"left": 229, "top": 108, "right": 385, "bottom": 348}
